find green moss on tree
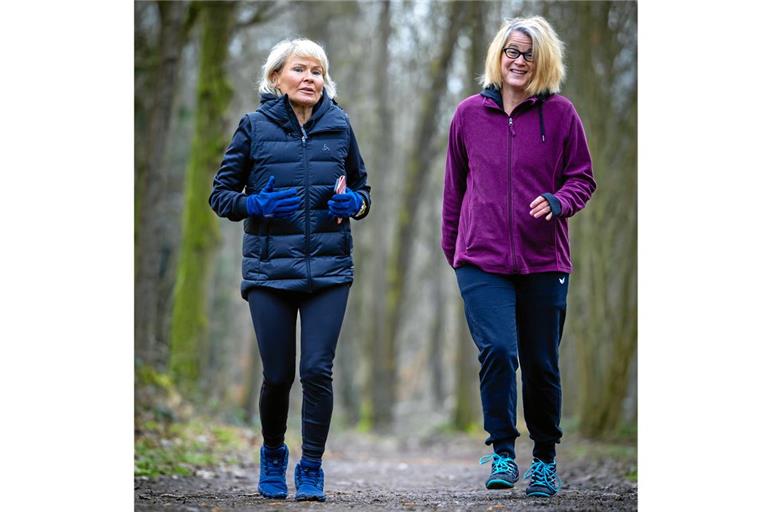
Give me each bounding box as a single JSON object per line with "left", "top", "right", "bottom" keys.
{"left": 169, "top": 2, "right": 236, "bottom": 396}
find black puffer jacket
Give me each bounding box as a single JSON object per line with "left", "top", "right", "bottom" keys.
{"left": 209, "top": 91, "right": 371, "bottom": 297}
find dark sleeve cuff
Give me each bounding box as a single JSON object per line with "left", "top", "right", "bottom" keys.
{"left": 236, "top": 195, "right": 250, "bottom": 218}
{"left": 541, "top": 193, "right": 562, "bottom": 217}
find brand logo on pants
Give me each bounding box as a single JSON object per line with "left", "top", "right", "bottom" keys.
{"left": 559, "top": 277, "right": 565, "bottom": 284}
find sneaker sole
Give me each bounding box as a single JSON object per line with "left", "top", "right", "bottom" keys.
{"left": 486, "top": 479, "right": 518, "bottom": 489}
{"left": 526, "top": 490, "right": 556, "bottom": 497}
{"left": 258, "top": 492, "right": 288, "bottom": 500}
{"left": 296, "top": 495, "right": 326, "bottom": 502}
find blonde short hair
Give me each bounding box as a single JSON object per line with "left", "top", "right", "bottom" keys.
{"left": 481, "top": 16, "right": 565, "bottom": 96}
{"left": 258, "top": 38, "right": 337, "bottom": 98}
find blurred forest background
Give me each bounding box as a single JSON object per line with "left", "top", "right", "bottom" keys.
{"left": 134, "top": 0, "right": 636, "bottom": 475}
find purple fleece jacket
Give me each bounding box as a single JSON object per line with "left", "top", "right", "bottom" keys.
{"left": 441, "top": 89, "right": 596, "bottom": 274}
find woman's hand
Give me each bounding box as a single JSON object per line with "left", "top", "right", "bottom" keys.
{"left": 328, "top": 190, "right": 363, "bottom": 218}
{"left": 246, "top": 176, "right": 302, "bottom": 218}
{"left": 529, "top": 195, "right": 553, "bottom": 221}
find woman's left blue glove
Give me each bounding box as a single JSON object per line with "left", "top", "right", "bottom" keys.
{"left": 328, "top": 190, "right": 363, "bottom": 218}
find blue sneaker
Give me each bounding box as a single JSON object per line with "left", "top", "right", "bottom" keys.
{"left": 258, "top": 444, "right": 288, "bottom": 499}
{"left": 479, "top": 452, "right": 519, "bottom": 489}
{"left": 524, "top": 458, "right": 561, "bottom": 497}
{"left": 294, "top": 460, "right": 325, "bottom": 502}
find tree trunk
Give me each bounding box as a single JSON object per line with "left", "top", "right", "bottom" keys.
{"left": 535, "top": 1, "right": 638, "bottom": 439}
{"left": 452, "top": 0, "right": 486, "bottom": 430}
{"left": 357, "top": 0, "right": 394, "bottom": 431}
{"left": 169, "top": 1, "right": 236, "bottom": 396}
{"left": 428, "top": 187, "right": 446, "bottom": 409}
{"left": 372, "top": 0, "right": 466, "bottom": 432}
{"left": 453, "top": 304, "right": 480, "bottom": 430}
{"left": 135, "top": 0, "right": 193, "bottom": 368}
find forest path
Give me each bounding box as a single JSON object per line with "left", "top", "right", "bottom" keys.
{"left": 135, "top": 431, "right": 637, "bottom": 511}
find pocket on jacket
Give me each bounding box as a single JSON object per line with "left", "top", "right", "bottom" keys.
{"left": 518, "top": 215, "right": 557, "bottom": 265}
{"left": 242, "top": 234, "right": 263, "bottom": 277}
{"left": 459, "top": 200, "right": 474, "bottom": 249}
{"left": 464, "top": 200, "right": 496, "bottom": 251}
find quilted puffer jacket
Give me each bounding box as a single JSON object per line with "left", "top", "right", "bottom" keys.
{"left": 209, "top": 91, "right": 371, "bottom": 297}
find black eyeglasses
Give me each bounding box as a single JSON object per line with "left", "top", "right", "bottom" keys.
{"left": 502, "top": 47, "right": 534, "bottom": 62}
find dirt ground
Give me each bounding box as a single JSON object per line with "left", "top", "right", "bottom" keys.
{"left": 135, "top": 431, "right": 637, "bottom": 511}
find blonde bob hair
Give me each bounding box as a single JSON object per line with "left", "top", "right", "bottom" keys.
{"left": 481, "top": 16, "right": 565, "bottom": 96}
{"left": 258, "top": 38, "right": 337, "bottom": 99}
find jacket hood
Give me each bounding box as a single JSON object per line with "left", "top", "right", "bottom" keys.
{"left": 479, "top": 86, "right": 504, "bottom": 109}
{"left": 480, "top": 87, "right": 552, "bottom": 143}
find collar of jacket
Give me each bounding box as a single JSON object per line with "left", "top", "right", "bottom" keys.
{"left": 258, "top": 89, "right": 335, "bottom": 134}
{"left": 480, "top": 86, "right": 553, "bottom": 143}
{"left": 479, "top": 86, "right": 552, "bottom": 112}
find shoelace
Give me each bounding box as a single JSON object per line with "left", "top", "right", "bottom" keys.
{"left": 263, "top": 454, "right": 285, "bottom": 476}
{"left": 299, "top": 466, "right": 322, "bottom": 487}
{"left": 524, "top": 459, "right": 561, "bottom": 492}
{"left": 479, "top": 453, "right": 517, "bottom": 475}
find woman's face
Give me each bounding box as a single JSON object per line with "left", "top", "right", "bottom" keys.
{"left": 501, "top": 30, "right": 535, "bottom": 93}
{"left": 273, "top": 54, "right": 325, "bottom": 108}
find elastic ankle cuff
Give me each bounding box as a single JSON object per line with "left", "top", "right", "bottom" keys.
{"left": 264, "top": 443, "right": 287, "bottom": 454}
{"left": 300, "top": 456, "right": 321, "bottom": 469}
{"left": 493, "top": 443, "right": 516, "bottom": 459}
{"left": 532, "top": 447, "right": 556, "bottom": 463}
{"left": 264, "top": 438, "right": 285, "bottom": 450}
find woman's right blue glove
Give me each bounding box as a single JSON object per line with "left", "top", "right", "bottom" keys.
{"left": 246, "top": 176, "right": 302, "bottom": 218}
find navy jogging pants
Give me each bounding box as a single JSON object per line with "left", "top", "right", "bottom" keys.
{"left": 455, "top": 264, "right": 568, "bottom": 462}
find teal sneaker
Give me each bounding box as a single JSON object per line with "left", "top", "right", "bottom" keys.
{"left": 294, "top": 460, "right": 325, "bottom": 502}
{"left": 479, "top": 452, "right": 519, "bottom": 489}
{"left": 524, "top": 458, "right": 561, "bottom": 497}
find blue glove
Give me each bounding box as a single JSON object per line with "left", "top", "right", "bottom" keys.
{"left": 328, "top": 190, "right": 363, "bottom": 218}
{"left": 246, "top": 176, "right": 301, "bottom": 218}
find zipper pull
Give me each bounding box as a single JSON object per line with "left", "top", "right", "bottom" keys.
{"left": 300, "top": 126, "right": 307, "bottom": 145}
{"left": 508, "top": 117, "right": 515, "bottom": 136}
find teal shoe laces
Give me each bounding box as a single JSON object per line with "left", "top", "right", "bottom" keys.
{"left": 479, "top": 453, "right": 516, "bottom": 475}
{"left": 524, "top": 459, "right": 561, "bottom": 492}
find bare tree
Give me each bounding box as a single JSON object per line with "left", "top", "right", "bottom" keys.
{"left": 372, "top": 0, "right": 466, "bottom": 431}
{"left": 135, "top": 1, "right": 196, "bottom": 368}
{"left": 536, "top": 1, "right": 638, "bottom": 438}
{"left": 169, "top": 1, "right": 237, "bottom": 395}
{"left": 452, "top": 0, "right": 486, "bottom": 430}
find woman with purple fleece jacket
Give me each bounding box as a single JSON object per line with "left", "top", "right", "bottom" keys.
{"left": 442, "top": 16, "right": 596, "bottom": 497}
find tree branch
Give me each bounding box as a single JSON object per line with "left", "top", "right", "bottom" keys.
{"left": 234, "top": 1, "right": 290, "bottom": 31}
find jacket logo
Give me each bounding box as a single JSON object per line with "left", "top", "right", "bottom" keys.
{"left": 322, "top": 144, "right": 330, "bottom": 151}
{"left": 559, "top": 277, "right": 565, "bottom": 284}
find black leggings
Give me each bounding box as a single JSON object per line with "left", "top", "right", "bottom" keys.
{"left": 247, "top": 284, "right": 350, "bottom": 461}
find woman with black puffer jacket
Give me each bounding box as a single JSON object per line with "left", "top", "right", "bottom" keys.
{"left": 209, "top": 38, "right": 371, "bottom": 503}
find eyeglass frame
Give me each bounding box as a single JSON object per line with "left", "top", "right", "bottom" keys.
{"left": 502, "top": 46, "right": 534, "bottom": 62}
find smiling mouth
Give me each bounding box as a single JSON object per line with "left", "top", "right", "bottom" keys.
{"left": 510, "top": 69, "right": 527, "bottom": 75}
